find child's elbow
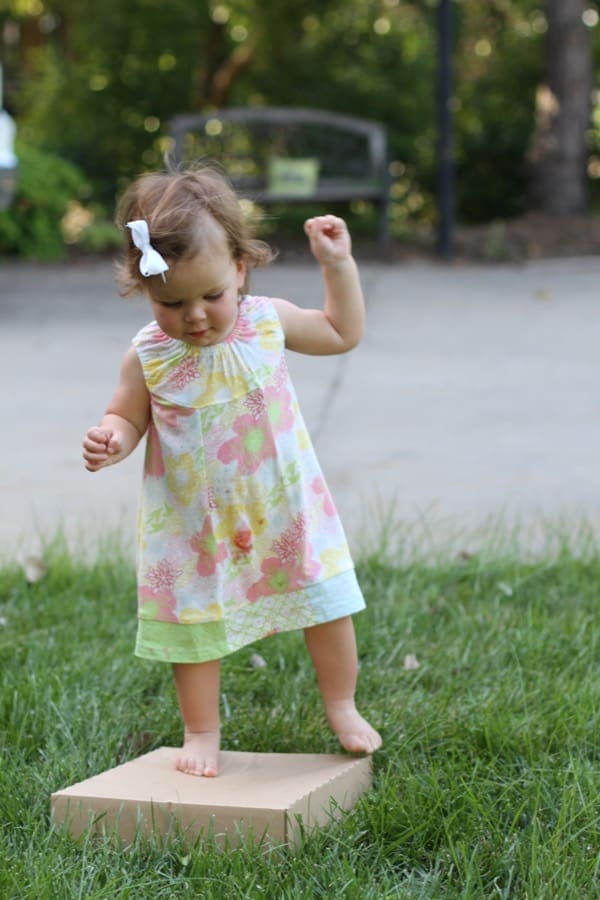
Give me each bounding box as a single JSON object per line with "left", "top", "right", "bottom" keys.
{"left": 340, "top": 323, "right": 364, "bottom": 353}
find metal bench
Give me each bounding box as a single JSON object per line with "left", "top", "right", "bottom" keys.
{"left": 169, "top": 107, "right": 390, "bottom": 254}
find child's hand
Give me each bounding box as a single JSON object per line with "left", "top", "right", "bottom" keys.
{"left": 82, "top": 426, "right": 125, "bottom": 472}
{"left": 304, "top": 215, "right": 352, "bottom": 266}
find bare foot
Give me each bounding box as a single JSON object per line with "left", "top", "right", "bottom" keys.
{"left": 175, "top": 730, "right": 220, "bottom": 777}
{"left": 324, "top": 699, "right": 382, "bottom": 754}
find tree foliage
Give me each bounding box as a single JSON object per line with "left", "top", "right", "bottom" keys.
{"left": 0, "top": 0, "right": 598, "bottom": 225}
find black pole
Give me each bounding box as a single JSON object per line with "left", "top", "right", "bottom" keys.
{"left": 437, "top": 0, "right": 454, "bottom": 259}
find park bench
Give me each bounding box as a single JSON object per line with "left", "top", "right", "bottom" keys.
{"left": 169, "top": 107, "right": 390, "bottom": 254}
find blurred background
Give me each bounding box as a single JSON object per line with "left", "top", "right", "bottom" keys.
{"left": 0, "top": 0, "right": 599, "bottom": 262}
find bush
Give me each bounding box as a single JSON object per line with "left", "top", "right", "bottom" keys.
{"left": 0, "top": 142, "right": 89, "bottom": 260}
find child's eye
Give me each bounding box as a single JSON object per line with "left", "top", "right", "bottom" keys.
{"left": 160, "top": 300, "right": 183, "bottom": 309}
{"left": 205, "top": 291, "right": 224, "bottom": 302}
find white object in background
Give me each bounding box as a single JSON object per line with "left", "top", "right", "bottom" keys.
{"left": 0, "top": 62, "right": 19, "bottom": 210}
{"left": 0, "top": 63, "right": 17, "bottom": 166}
{"left": 0, "top": 108, "right": 17, "bottom": 167}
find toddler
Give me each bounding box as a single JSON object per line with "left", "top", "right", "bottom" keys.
{"left": 82, "top": 166, "right": 381, "bottom": 776}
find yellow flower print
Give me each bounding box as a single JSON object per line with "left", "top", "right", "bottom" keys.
{"left": 296, "top": 422, "right": 311, "bottom": 450}
{"left": 256, "top": 318, "right": 281, "bottom": 352}
{"left": 144, "top": 356, "right": 170, "bottom": 391}
{"left": 200, "top": 371, "right": 250, "bottom": 405}
{"left": 180, "top": 603, "right": 222, "bottom": 624}
{"left": 319, "top": 548, "right": 347, "bottom": 579}
{"left": 165, "top": 453, "right": 203, "bottom": 505}
{"left": 215, "top": 498, "right": 268, "bottom": 541}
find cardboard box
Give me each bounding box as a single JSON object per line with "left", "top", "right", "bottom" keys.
{"left": 51, "top": 748, "right": 372, "bottom": 848}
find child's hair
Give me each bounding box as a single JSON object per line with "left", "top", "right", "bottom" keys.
{"left": 115, "top": 164, "right": 275, "bottom": 296}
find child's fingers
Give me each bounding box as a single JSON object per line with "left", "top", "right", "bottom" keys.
{"left": 84, "top": 459, "right": 106, "bottom": 472}
{"left": 82, "top": 447, "right": 108, "bottom": 471}
{"left": 82, "top": 440, "right": 107, "bottom": 457}
{"left": 85, "top": 426, "right": 111, "bottom": 446}
{"left": 82, "top": 427, "right": 117, "bottom": 471}
{"left": 304, "top": 215, "right": 352, "bottom": 265}
{"left": 304, "top": 214, "right": 346, "bottom": 236}
{"left": 106, "top": 434, "right": 122, "bottom": 454}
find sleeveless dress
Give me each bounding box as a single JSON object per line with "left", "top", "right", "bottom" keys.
{"left": 132, "top": 295, "right": 365, "bottom": 663}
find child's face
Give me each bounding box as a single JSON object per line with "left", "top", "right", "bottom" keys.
{"left": 148, "top": 241, "right": 246, "bottom": 347}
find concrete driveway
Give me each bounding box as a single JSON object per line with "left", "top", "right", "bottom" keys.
{"left": 3, "top": 253, "right": 599, "bottom": 560}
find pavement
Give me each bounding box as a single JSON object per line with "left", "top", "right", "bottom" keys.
{"left": 3, "top": 253, "right": 600, "bottom": 561}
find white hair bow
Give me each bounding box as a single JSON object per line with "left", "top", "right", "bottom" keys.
{"left": 126, "top": 219, "right": 169, "bottom": 280}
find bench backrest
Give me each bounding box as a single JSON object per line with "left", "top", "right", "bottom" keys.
{"left": 169, "top": 107, "right": 388, "bottom": 198}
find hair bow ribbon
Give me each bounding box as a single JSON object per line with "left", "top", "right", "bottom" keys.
{"left": 126, "top": 219, "right": 169, "bottom": 280}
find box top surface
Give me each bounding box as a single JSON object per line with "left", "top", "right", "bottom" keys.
{"left": 52, "top": 749, "right": 371, "bottom": 812}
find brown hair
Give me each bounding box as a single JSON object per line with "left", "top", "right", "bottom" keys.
{"left": 115, "top": 164, "right": 275, "bottom": 296}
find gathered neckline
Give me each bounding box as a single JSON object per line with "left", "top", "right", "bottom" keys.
{"left": 154, "top": 295, "right": 251, "bottom": 354}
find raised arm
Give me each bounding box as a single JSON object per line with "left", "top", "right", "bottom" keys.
{"left": 82, "top": 347, "right": 150, "bottom": 472}
{"left": 273, "top": 215, "right": 365, "bottom": 356}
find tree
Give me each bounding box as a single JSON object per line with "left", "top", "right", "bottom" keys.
{"left": 452, "top": 0, "right": 544, "bottom": 223}
{"left": 530, "top": 0, "right": 592, "bottom": 213}
{"left": 2, "top": 0, "right": 598, "bottom": 227}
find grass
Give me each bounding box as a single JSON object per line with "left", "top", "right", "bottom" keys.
{"left": 0, "top": 531, "right": 599, "bottom": 898}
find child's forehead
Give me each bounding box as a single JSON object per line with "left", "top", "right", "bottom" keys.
{"left": 184, "top": 225, "right": 233, "bottom": 271}
{"left": 150, "top": 241, "right": 233, "bottom": 298}
{"left": 191, "top": 214, "right": 229, "bottom": 253}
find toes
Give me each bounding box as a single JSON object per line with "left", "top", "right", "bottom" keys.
{"left": 176, "top": 755, "right": 198, "bottom": 775}
{"left": 365, "top": 731, "right": 383, "bottom": 754}
{"left": 175, "top": 755, "right": 219, "bottom": 777}
{"left": 339, "top": 729, "right": 382, "bottom": 755}
{"left": 339, "top": 733, "right": 370, "bottom": 754}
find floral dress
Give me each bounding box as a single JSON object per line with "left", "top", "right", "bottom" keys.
{"left": 132, "top": 295, "right": 365, "bottom": 663}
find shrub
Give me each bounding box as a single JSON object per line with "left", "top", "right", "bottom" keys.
{"left": 0, "top": 142, "right": 89, "bottom": 260}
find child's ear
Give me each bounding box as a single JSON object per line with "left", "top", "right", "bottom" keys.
{"left": 235, "top": 256, "right": 247, "bottom": 288}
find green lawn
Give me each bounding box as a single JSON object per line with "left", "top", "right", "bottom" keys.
{"left": 1, "top": 533, "right": 598, "bottom": 898}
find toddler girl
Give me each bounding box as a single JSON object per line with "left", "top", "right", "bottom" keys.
{"left": 82, "top": 166, "right": 381, "bottom": 777}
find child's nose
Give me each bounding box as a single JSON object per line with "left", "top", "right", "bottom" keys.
{"left": 185, "top": 302, "right": 207, "bottom": 322}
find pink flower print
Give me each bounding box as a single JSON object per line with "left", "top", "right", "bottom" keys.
{"left": 272, "top": 512, "right": 307, "bottom": 562}
{"left": 312, "top": 475, "right": 336, "bottom": 517}
{"left": 151, "top": 329, "right": 171, "bottom": 343}
{"left": 152, "top": 398, "right": 195, "bottom": 429}
{"left": 139, "top": 584, "right": 177, "bottom": 622}
{"left": 139, "top": 559, "right": 182, "bottom": 622}
{"left": 273, "top": 358, "right": 289, "bottom": 392}
{"left": 224, "top": 310, "right": 257, "bottom": 344}
{"left": 264, "top": 384, "right": 294, "bottom": 434}
{"left": 247, "top": 514, "right": 320, "bottom": 601}
{"left": 217, "top": 413, "right": 276, "bottom": 475}
{"left": 190, "top": 515, "right": 227, "bottom": 577}
{"left": 147, "top": 558, "right": 182, "bottom": 591}
{"left": 243, "top": 385, "right": 293, "bottom": 437}
{"left": 247, "top": 553, "right": 320, "bottom": 602}
{"left": 146, "top": 401, "right": 195, "bottom": 478}
{"left": 247, "top": 555, "right": 303, "bottom": 601}
{"left": 244, "top": 389, "right": 267, "bottom": 420}
{"left": 168, "top": 355, "right": 200, "bottom": 390}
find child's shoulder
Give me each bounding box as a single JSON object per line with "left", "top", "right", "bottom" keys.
{"left": 239, "top": 294, "right": 282, "bottom": 327}
{"left": 132, "top": 320, "right": 171, "bottom": 348}
{"left": 131, "top": 322, "right": 177, "bottom": 373}
{"left": 243, "top": 294, "right": 275, "bottom": 314}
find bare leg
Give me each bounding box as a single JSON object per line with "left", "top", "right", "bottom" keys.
{"left": 304, "top": 616, "right": 381, "bottom": 754}
{"left": 172, "top": 660, "right": 221, "bottom": 777}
